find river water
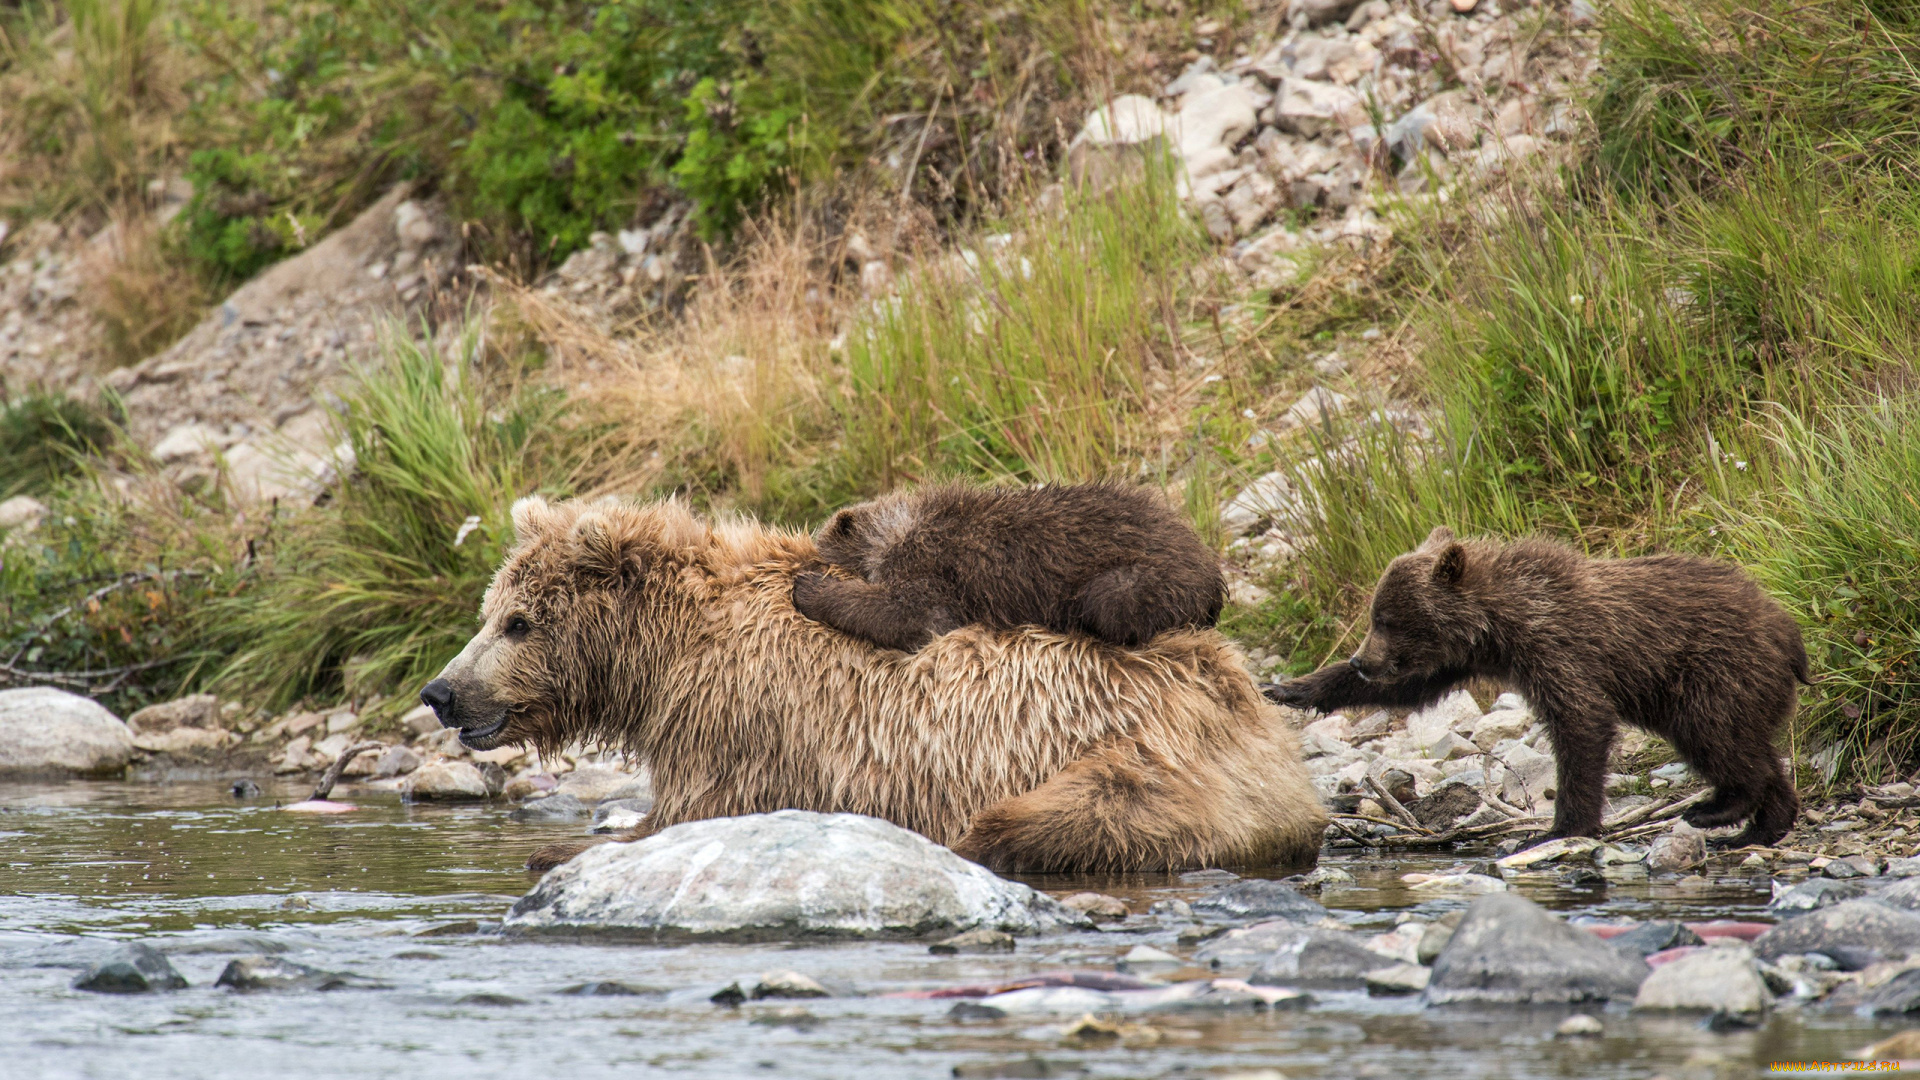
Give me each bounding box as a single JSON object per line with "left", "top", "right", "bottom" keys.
{"left": 0, "top": 779, "right": 1908, "bottom": 1079}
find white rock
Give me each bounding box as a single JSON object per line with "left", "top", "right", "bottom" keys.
{"left": 1634, "top": 944, "right": 1771, "bottom": 1017}
{"left": 402, "top": 759, "right": 491, "bottom": 800}
{"left": 504, "top": 810, "right": 1086, "bottom": 939}
{"left": 1280, "top": 386, "right": 1352, "bottom": 428}
{"left": 1173, "top": 82, "right": 1269, "bottom": 182}
{"left": 1273, "top": 78, "right": 1365, "bottom": 138}
{"left": 133, "top": 727, "right": 230, "bottom": 755}
{"left": 1406, "top": 691, "right": 1481, "bottom": 745}
{"left": 1496, "top": 836, "right": 1601, "bottom": 870}
{"left": 151, "top": 422, "right": 222, "bottom": 464}
{"left": 1077, "top": 95, "right": 1169, "bottom": 146}
{"left": 1365, "top": 962, "right": 1430, "bottom": 994}
{"left": 1499, "top": 742, "right": 1557, "bottom": 809}
{"left": 1469, "top": 709, "right": 1530, "bottom": 752}
{"left": 1220, "top": 470, "right": 1303, "bottom": 537}
{"left": 0, "top": 687, "right": 135, "bottom": 775}
{"left": 1303, "top": 715, "right": 1351, "bottom": 744}
{"left": 0, "top": 494, "right": 48, "bottom": 532}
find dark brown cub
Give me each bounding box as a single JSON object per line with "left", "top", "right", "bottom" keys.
{"left": 790, "top": 481, "right": 1225, "bottom": 652}
{"left": 1265, "top": 527, "right": 1809, "bottom": 848}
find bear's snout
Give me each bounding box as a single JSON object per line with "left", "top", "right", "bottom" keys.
{"left": 1347, "top": 654, "right": 1373, "bottom": 682}
{"left": 420, "top": 678, "right": 457, "bottom": 725}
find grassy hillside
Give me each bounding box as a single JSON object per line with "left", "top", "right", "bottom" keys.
{"left": 1, "top": 0, "right": 1916, "bottom": 788}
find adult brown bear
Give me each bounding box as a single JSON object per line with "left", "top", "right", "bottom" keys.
{"left": 421, "top": 496, "right": 1327, "bottom": 874}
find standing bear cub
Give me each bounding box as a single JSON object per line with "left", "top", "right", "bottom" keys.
{"left": 791, "top": 481, "right": 1225, "bottom": 652}
{"left": 1267, "top": 527, "right": 1809, "bottom": 848}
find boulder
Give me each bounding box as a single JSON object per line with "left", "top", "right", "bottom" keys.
{"left": 1872, "top": 878, "right": 1920, "bottom": 913}
{"left": 72, "top": 943, "right": 188, "bottom": 993}
{"left": 401, "top": 759, "right": 491, "bottom": 800}
{"left": 1191, "top": 879, "right": 1330, "bottom": 923}
{"left": 1754, "top": 900, "right": 1920, "bottom": 964}
{"left": 1633, "top": 945, "right": 1772, "bottom": 1021}
{"left": 1426, "top": 893, "right": 1649, "bottom": 1005}
{"left": 1412, "top": 782, "right": 1484, "bottom": 831}
{"left": 1860, "top": 968, "right": 1920, "bottom": 1015}
{"left": 1059, "top": 893, "right": 1129, "bottom": 921}
{"left": 0, "top": 687, "right": 135, "bottom": 776}
{"left": 503, "top": 810, "right": 1088, "bottom": 940}
{"left": 1247, "top": 926, "right": 1398, "bottom": 988}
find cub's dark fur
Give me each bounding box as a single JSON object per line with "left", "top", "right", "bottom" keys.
{"left": 791, "top": 482, "right": 1224, "bottom": 652}
{"left": 1266, "top": 527, "right": 1809, "bottom": 848}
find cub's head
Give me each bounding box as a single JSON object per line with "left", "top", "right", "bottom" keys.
{"left": 419, "top": 496, "right": 708, "bottom": 754}
{"left": 812, "top": 492, "right": 914, "bottom": 574}
{"left": 1348, "top": 526, "right": 1486, "bottom": 682}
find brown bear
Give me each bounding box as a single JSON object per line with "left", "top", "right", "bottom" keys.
{"left": 420, "top": 495, "right": 1325, "bottom": 874}
{"left": 791, "top": 481, "right": 1225, "bottom": 652}
{"left": 1265, "top": 527, "right": 1808, "bottom": 848}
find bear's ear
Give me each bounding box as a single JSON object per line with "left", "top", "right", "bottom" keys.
{"left": 822, "top": 508, "right": 858, "bottom": 539}
{"left": 1421, "top": 525, "right": 1456, "bottom": 550}
{"left": 1431, "top": 541, "right": 1466, "bottom": 588}
{"left": 511, "top": 495, "right": 556, "bottom": 546}
{"left": 570, "top": 510, "right": 648, "bottom": 585}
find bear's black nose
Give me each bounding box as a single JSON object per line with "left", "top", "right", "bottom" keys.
{"left": 420, "top": 679, "right": 454, "bottom": 715}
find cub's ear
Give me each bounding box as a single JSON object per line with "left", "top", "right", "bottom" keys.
{"left": 1421, "top": 525, "right": 1456, "bottom": 550}
{"left": 511, "top": 495, "right": 555, "bottom": 546}
{"left": 821, "top": 508, "right": 858, "bottom": 539}
{"left": 1431, "top": 541, "right": 1466, "bottom": 588}
{"left": 570, "top": 510, "right": 647, "bottom": 584}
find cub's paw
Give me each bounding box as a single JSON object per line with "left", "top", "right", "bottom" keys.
{"left": 1261, "top": 680, "right": 1314, "bottom": 709}
{"left": 790, "top": 571, "right": 831, "bottom": 618}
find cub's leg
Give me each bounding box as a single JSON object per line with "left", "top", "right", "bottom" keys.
{"left": 1071, "top": 564, "right": 1222, "bottom": 647}
{"left": 525, "top": 838, "right": 607, "bottom": 873}
{"left": 1265, "top": 663, "right": 1469, "bottom": 713}
{"left": 791, "top": 572, "right": 960, "bottom": 652}
{"left": 1729, "top": 762, "right": 1799, "bottom": 848}
{"left": 1537, "top": 701, "right": 1616, "bottom": 839}
{"left": 950, "top": 739, "right": 1214, "bottom": 873}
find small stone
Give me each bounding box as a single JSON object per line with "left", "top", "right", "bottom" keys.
{"left": 1647, "top": 831, "right": 1707, "bottom": 874}
{"left": 1248, "top": 926, "right": 1400, "bottom": 988}
{"left": 402, "top": 759, "right": 490, "bottom": 800}
{"left": 1417, "top": 921, "right": 1456, "bottom": 965}
{"left": 931, "top": 929, "right": 1016, "bottom": 954}
{"left": 1498, "top": 836, "right": 1602, "bottom": 870}
{"left": 553, "top": 766, "right": 644, "bottom": 803}
{"left": 1294, "top": 866, "right": 1354, "bottom": 888}
{"left": 1059, "top": 892, "right": 1130, "bottom": 922}
{"left": 1607, "top": 921, "right": 1704, "bottom": 959}
{"left": 1826, "top": 855, "right": 1881, "bottom": 879}
{"left": 1887, "top": 858, "right": 1920, "bottom": 878}
{"left": 509, "top": 793, "right": 588, "bottom": 822}
{"left": 1400, "top": 872, "right": 1506, "bottom": 895}
{"left": 373, "top": 744, "right": 420, "bottom": 777}
{"left": 1770, "top": 877, "right": 1868, "bottom": 913}
{"left": 1191, "top": 879, "right": 1329, "bottom": 923}
{"left": 127, "top": 694, "right": 220, "bottom": 733}
{"left": 752, "top": 971, "right": 829, "bottom": 999}
{"left": 1120, "top": 945, "right": 1183, "bottom": 970}
{"left": 73, "top": 944, "right": 188, "bottom": 993}
{"left": 0, "top": 494, "right": 48, "bottom": 532}
{"left": 1365, "top": 963, "right": 1430, "bottom": 995}
{"left": 1555, "top": 1014, "right": 1603, "bottom": 1037}
{"left": 214, "top": 955, "right": 374, "bottom": 992}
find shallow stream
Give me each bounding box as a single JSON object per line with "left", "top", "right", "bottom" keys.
{"left": 1, "top": 779, "right": 1908, "bottom": 1078}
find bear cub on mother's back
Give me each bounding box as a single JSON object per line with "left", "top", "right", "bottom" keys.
{"left": 1267, "top": 527, "right": 1809, "bottom": 848}
{"left": 791, "top": 482, "right": 1224, "bottom": 652}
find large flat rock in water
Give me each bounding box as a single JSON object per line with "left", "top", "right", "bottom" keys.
{"left": 503, "top": 810, "right": 1088, "bottom": 941}
{"left": 1425, "top": 893, "right": 1649, "bottom": 1005}
{"left": 0, "top": 687, "right": 134, "bottom": 776}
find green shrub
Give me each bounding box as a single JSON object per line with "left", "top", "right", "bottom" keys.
{"left": 206, "top": 327, "right": 586, "bottom": 709}
{"left": 1710, "top": 401, "right": 1920, "bottom": 784}
{"left": 0, "top": 393, "right": 120, "bottom": 499}
{"left": 838, "top": 158, "right": 1205, "bottom": 488}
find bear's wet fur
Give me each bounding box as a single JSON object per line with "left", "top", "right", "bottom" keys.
{"left": 423, "top": 496, "right": 1326, "bottom": 874}
{"left": 1267, "top": 527, "right": 1808, "bottom": 848}
{"left": 790, "top": 482, "right": 1225, "bottom": 652}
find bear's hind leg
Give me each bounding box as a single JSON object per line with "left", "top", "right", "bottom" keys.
{"left": 791, "top": 572, "right": 958, "bottom": 652}
{"left": 951, "top": 740, "right": 1217, "bottom": 873}
{"left": 1681, "top": 785, "right": 1757, "bottom": 830}
{"left": 1726, "top": 764, "right": 1799, "bottom": 848}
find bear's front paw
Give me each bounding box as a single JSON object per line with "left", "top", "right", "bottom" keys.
{"left": 791, "top": 571, "right": 830, "bottom": 618}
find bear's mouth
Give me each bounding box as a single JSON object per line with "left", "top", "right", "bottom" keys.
{"left": 457, "top": 715, "right": 512, "bottom": 750}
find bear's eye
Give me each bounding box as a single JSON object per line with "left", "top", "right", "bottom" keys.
{"left": 503, "top": 615, "right": 532, "bottom": 638}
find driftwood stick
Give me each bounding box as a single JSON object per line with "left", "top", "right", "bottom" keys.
{"left": 1334, "top": 812, "right": 1428, "bottom": 833}
{"left": 1326, "top": 816, "right": 1383, "bottom": 848}
{"left": 309, "top": 742, "right": 385, "bottom": 801}
{"left": 1365, "top": 774, "right": 1424, "bottom": 830}
{"left": 1604, "top": 789, "right": 1710, "bottom": 836}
